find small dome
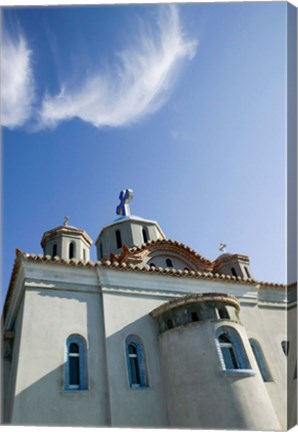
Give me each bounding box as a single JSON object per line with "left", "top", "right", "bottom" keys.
{"left": 216, "top": 252, "right": 234, "bottom": 260}
{"left": 41, "top": 218, "right": 92, "bottom": 261}
{"left": 41, "top": 223, "right": 92, "bottom": 249}
{"left": 95, "top": 189, "right": 166, "bottom": 261}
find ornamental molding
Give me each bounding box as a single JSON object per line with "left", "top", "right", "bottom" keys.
{"left": 2, "top": 248, "right": 286, "bottom": 324}
{"left": 41, "top": 225, "right": 92, "bottom": 248}
{"left": 109, "top": 240, "right": 213, "bottom": 271}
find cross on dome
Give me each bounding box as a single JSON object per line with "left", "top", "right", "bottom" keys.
{"left": 219, "top": 243, "right": 227, "bottom": 253}
{"left": 116, "top": 189, "right": 134, "bottom": 216}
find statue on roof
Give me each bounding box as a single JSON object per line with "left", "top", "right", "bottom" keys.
{"left": 64, "top": 216, "right": 69, "bottom": 226}
{"left": 116, "top": 189, "right": 133, "bottom": 216}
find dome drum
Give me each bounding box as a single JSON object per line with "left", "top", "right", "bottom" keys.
{"left": 95, "top": 216, "right": 166, "bottom": 260}
{"left": 150, "top": 293, "right": 240, "bottom": 335}
{"left": 41, "top": 223, "right": 92, "bottom": 261}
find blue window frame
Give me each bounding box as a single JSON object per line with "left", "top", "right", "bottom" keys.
{"left": 215, "top": 326, "right": 252, "bottom": 375}
{"left": 249, "top": 338, "right": 272, "bottom": 382}
{"left": 218, "top": 334, "right": 239, "bottom": 369}
{"left": 65, "top": 334, "right": 88, "bottom": 390}
{"left": 125, "top": 335, "right": 148, "bottom": 388}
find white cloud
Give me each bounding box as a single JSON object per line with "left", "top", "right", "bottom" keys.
{"left": 38, "top": 5, "right": 197, "bottom": 129}
{"left": 1, "top": 32, "right": 35, "bottom": 129}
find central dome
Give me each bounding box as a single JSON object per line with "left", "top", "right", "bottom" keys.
{"left": 95, "top": 189, "right": 166, "bottom": 260}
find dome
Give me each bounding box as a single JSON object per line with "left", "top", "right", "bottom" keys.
{"left": 216, "top": 252, "right": 234, "bottom": 260}
{"left": 95, "top": 189, "right": 166, "bottom": 260}
{"left": 41, "top": 217, "right": 92, "bottom": 261}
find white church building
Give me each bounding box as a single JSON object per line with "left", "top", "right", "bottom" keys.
{"left": 2, "top": 189, "right": 296, "bottom": 429}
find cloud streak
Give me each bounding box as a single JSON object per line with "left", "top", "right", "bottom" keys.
{"left": 1, "top": 31, "right": 35, "bottom": 129}
{"left": 38, "top": 5, "right": 197, "bottom": 129}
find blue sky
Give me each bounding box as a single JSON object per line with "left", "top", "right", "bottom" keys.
{"left": 1, "top": 2, "right": 291, "bottom": 305}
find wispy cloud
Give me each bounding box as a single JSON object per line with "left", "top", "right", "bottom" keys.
{"left": 38, "top": 5, "right": 197, "bottom": 129}
{"left": 1, "top": 31, "right": 35, "bottom": 129}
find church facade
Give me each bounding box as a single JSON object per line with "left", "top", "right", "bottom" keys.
{"left": 2, "top": 190, "right": 296, "bottom": 429}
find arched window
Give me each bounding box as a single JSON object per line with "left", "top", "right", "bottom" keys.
{"left": 116, "top": 230, "right": 122, "bottom": 249}
{"left": 218, "top": 334, "right": 239, "bottom": 369}
{"left": 166, "top": 258, "right": 173, "bottom": 268}
{"left": 149, "top": 262, "right": 156, "bottom": 268}
{"left": 167, "top": 319, "right": 174, "bottom": 329}
{"left": 191, "top": 312, "right": 199, "bottom": 322}
{"left": 142, "top": 228, "right": 148, "bottom": 244}
{"left": 215, "top": 327, "right": 251, "bottom": 372}
{"left": 99, "top": 243, "right": 103, "bottom": 259}
{"left": 126, "top": 335, "right": 148, "bottom": 388}
{"left": 65, "top": 335, "right": 88, "bottom": 390}
{"left": 231, "top": 267, "right": 237, "bottom": 277}
{"left": 249, "top": 338, "right": 272, "bottom": 382}
{"left": 52, "top": 244, "right": 57, "bottom": 258}
{"left": 69, "top": 242, "right": 76, "bottom": 259}
{"left": 69, "top": 343, "right": 80, "bottom": 386}
{"left": 244, "top": 266, "right": 251, "bottom": 278}
{"left": 217, "top": 306, "right": 229, "bottom": 319}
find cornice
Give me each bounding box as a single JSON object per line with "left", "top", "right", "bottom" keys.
{"left": 3, "top": 248, "right": 286, "bottom": 323}
{"left": 110, "top": 239, "right": 213, "bottom": 270}
{"left": 150, "top": 292, "right": 241, "bottom": 318}
{"left": 40, "top": 225, "right": 92, "bottom": 248}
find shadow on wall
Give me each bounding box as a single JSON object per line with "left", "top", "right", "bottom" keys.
{"left": 7, "top": 313, "right": 168, "bottom": 428}
{"left": 104, "top": 314, "right": 169, "bottom": 428}
{"left": 5, "top": 287, "right": 293, "bottom": 429}
{"left": 9, "top": 361, "right": 110, "bottom": 427}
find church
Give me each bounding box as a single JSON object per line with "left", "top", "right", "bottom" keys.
{"left": 2, "top": 189, "right": 296, "bottom": 429}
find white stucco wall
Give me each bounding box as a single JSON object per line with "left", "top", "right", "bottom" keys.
{"left": 8, "top": 265, "right": 109, "bottom": 426}
{"left": 101, "top": 290, "right": 169, "bottom": 427}
{"left": 3, "top": 258, "right": 289, "bottom": 429}
{"left": 157, "top": 319, "right": 280, "bottom": 430}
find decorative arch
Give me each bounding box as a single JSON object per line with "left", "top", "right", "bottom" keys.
{"left": 109, "top": 239, "right": 213, "bottom": 271}
{"left": 215, "top": 326, "right": 251, "bottom": 372}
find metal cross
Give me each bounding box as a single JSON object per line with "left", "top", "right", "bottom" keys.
{"left": 116, "top": 189, "right": 134, "bottom": 216}
{"left": 219, "top": 243, "right": 227, "bottom": 253}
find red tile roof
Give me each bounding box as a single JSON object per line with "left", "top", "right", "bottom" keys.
{"left": 2, "top": 248, "right": 286, "bottom": 322}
